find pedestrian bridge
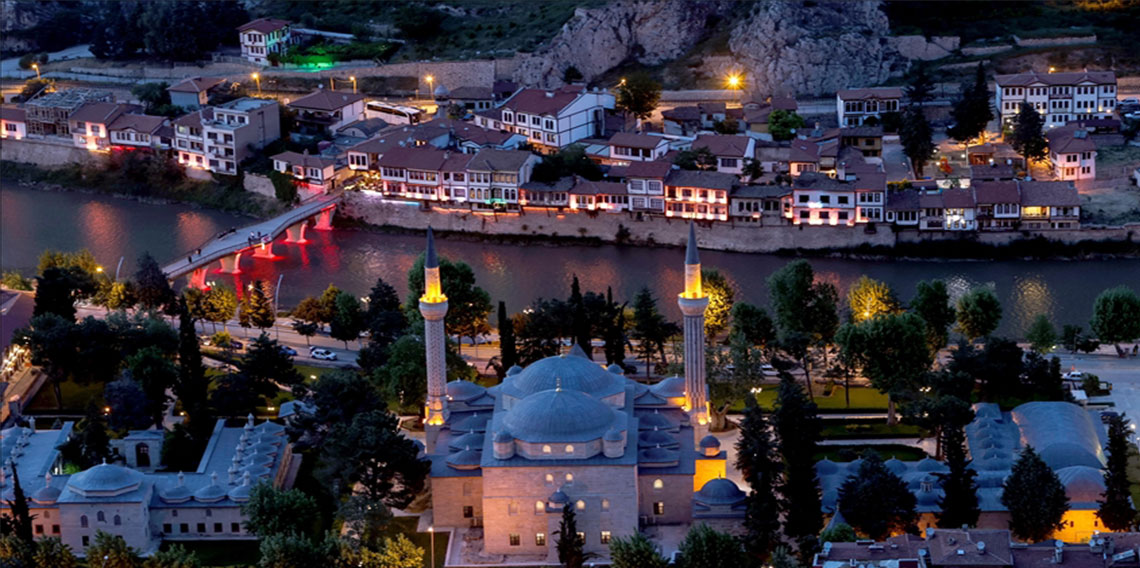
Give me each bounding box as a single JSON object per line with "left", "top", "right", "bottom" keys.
{"left": 162, "top": 194, "right": 341, "bottom": 289}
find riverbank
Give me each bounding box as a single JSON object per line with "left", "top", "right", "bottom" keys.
{"left": 339, "top": 191, "right": 1140, "bottom": 260}
{"left": 0, "top": 160, "right": 280, "bottom": 218}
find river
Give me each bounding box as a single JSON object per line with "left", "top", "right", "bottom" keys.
{"left": 3, "top": 185, "right": 1138, "bottom": 338}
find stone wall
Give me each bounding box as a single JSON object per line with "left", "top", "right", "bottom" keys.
{"left": 0, "top": 137, "right": 102, "bottom": 168}
{"left": 267, "top": 58, "right": 523, "bottom": 92}
{"left": 889, "top": 35, "right": 960, "bottom": 61}
{"left": 1013, "top": 34, "right": 1097, "bottom": 47}
{"left": 961, "top": 44, "right": 1015, "bottom": 57}
{"left": 897, "top": 224, "right": 1138, "bottom": 246}
{"left": 244, "top": 173, "right": 275, "bottom": 199}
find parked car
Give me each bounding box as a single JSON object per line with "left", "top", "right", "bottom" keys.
{"left": 229, "top": 339, "right": 244, "bottom": 350}
{"left": 1063, "top": 370, "right": 1085, "bottom": 380}
{"left": 311, "top": 348, "right": 337, "bottom": 361}
{"left": 279, "top": 345, "right": 298, "bottom": 356}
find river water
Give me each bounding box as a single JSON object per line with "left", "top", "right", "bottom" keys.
{"left": 3, "top": 185, "right": 1138, "bottom": 338}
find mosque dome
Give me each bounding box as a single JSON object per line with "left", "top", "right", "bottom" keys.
{"left": 504, "top": 389, "right": 617, "bottom": 443}
{"left": 493, "top": 430, "right": 513, "bottom": 444}
{"left": 696, "top": 478, "right": 746, "bottom": 505}
{"left": 452, "top": 413, "right": 490, "bottom": 433}
{"left": 66, "top": 463, "right": 144, "bottom": 497}
{"left": 815, "top": 458, "right": 839, "bottom": 475}
{"left": 650, "top": 376, "right": 686, "bottom": 399}
{"left": 449, "top": 432, "right": 486, "bottom": 451}
{"left": 1057, "top": 465, "right": 1106, "bottom": 504}
{"left": 698, "top": 435, "right": 721, "bottom": 450}
{"left": 507, "top": 354, "right": 626, "bottom": 399}
{"left": 548, "top": 488, "right": 569, "bottom": 505}
{"left": 639, "top": 429, "right": 678, "bottom": 448}
{"left": 884, "top": 457, "right": 909, "bottom": 476}
{"left": 604, "top": 428, "right": 623, "bottom": 442}
{"left": 433, "top": 83, "right": 450, "bottom": 98}
{"left": 160, "top": 473, "right": 193, "bottom": 504}
{"left": 639, "top": 446, "right": 680, "bottom": 466}
{"left": 228, "top": 473, "right": 255, "bottom": 502}
{"left": 193, "top": 473, "right": 227, "bottom": 503}
{"left": 606, "top": 364, "right": 624, "bottom": 375}
{"left": 639, "top": 412, "right": 675, "bottom": 430}
{"left": 447, "top": 380, "right": 487, "bottom": 403}
{"left": 915, "top": 457, "right": 948, "bottom": 472}
{"left": 30, "top": 474, "right": 60, "bottom": 504}
{"left": 506, "top": 365, "right": 523, "bottom": 376}
{"left": 446, "top": 448, "right": 482, "bottom": 470}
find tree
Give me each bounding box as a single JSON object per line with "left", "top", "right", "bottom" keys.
{"left": 609, "top": 533, "right": 669, "bottom": 568}
{"left": 5, "top": 468, "right": 34, "bottom": 548}
{"left": 530, "top": 144, "right": 604, "bottom": 182}
{"left": 104, "top": 376, "right": 152, "bottom": 431}
{"left": 837, "top": 452, "right": 917, "bottom": 540}
{"left": 673, "top": 147, "right": 718, "bottom": 171}
{"left": 176, "top": 300, "right": 213, "bottom": 443}
{"left": 675, "top": 524, "right": 746, "bottom": 568}
{"left": 32, "top": 538, "right": 79, "bottom": 568}
{"left": 1090, "top": 286, "right": 1140, "bottom": 348}
{"left": 1098, "top": 414, "right": 1137, "bottom": 531}
{"left": 603, "top": 288, "right": 629, "bottom": 368}
{"left": 956, "top": 287, "right": 1002, "bottom": 341}
{"left": 318, "top": 285, "right": 345, "bottom": 328}
{"left": 404, "top": 255, "right": 492, "bottom": 353}
{"left": 1023, "top": 352, "right": 1065, "bottom": 401}
{"left": 86, "top": 531, "right": 138, "bottom": 568}
{"left": 847, "top": 276, "right": 900, "bottom": 323}
{"left": 702, "top": 269, "right": 735, "bottom": 341}
{"left": 1010, "top": 102, "right": 1048, "bottom": 162}
{"left": 730, "top": 303, "right": 775, "bottom": 348}
{"left": 33, "top": 266, "right": 88, "bottom": 320}
{"left": 904, "top": 62, "right": 935, "bottom": 106}
{"left": 568, "top": 276, "right": 592, "bottom": 358}
{"left": 126, "top": 346, "right": 177, "bottom": 428}
{"left": 241, "top": 333, "right": 304, "bottom": 396}
{"left": 911, "top": 280, "right": 956, "bottom": 355}
{"left": 742, "top": 158, "right": 764, "bottom": 182}
{"left": 258, "top": 532, "right": 340, "bottom": 568}
{"left": 712, "top": 118, "right": 740, "bottom": 135}
{"left": 322, "top": 408, "right": 430, "bottom": 508}
{"left": 58, "top": 402, "right": 112, "bottom": 469}
{"left": 1026, "top": 314, "right": 1058, "bottom": 354}
{"left": 372, "top": 534, "right": 423, "bottom": 568}
{"left": 630, "top": 287, "right": 679, "bottom": 377}
{"left": 364, "top": 277, "right": 406, "bottom": 349}
{"left": 143, "top": 544, "right": 201, "bottom": 568}
{"left": 735, "top": 399, "right": 781, "bottom": 561}
{"left": 769, "top": 109, "right": 805, "bottom": 141}
{"left": 768, "top": 260, "right": 839, "bottom": 398}
{"left": 242, "top": 484, "right": 319, "bottom": 538}
{"left": 819, "top": 523, "right": 857, "bottom": 543}
{"left": 556, "top": 503, "right": 585, "bottom": 568}
{"left": 615, "top": 72, "right": 662, "bottom": 122}
{"left": 1001, "top": 446, "right": 1069, "bottom": 542}
{"left": 330, "top": 291, "right": 364, "bottom": 348}
{"left": 15, "top": 313, "right": 76, "bottom": 409}
{"left": 292, "top": 296, "right": 325, "bottom": 333}
{"left": 204, "top": 286, "right": 237, "bottom": 332}
{"left": 563, "top": 66, "right": 584, "bottom": 83}
{"left": 241, "top": 280, "right": 276, "bottom": 333}
{"left": 134, "top": 252, "right": 176, "bottom": 312}
{"left": 900, "top": 104, "right": 935, "bottom": 178}
{"left": 131, "top": 82, "right": 172, "bottom": 115}
{"left": 494, "top": 301, "right": 518, "bottom": 377}
{"left": 772, "top": 374, "right": 823, "bottom": 542}
{"left": 394, "top": 3, "right": 445, "bottom": 41}
{"left": 269, "top": 170, "right": 299, "bottom": 205}
{"left": 836, "top": 312, "right": 931, "bottom": 424}
{"left": 947, "top": 63, "right": 993, "bottom": 145}
{"left": 936, "top": 425, "right": 980, "bottom": 527}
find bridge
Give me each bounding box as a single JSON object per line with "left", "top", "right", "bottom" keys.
{"left": 162, "top": 194, "right": 341, "bottom": 289}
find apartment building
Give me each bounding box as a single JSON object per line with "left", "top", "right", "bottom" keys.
{"left": 885, "top": 189, "right": 921, "bottom": 227}
{"left": 463, "top": 149, "right": 540, "bottom": 209}
{"left": 166, "top": 77, "right": 225, "bottom": 110}
{"left": 691, "top": 135, "right": 755, "bottom": 176}
{"left": 473, "top": 86, "right": 614, "bottom": 152}
{"left": 271, "top": 151, "right": 341, "bottom": 194}
{"left": 374, "top": 147, "right": 538, "bottom": 209}
{"left": 108, "top": 114, "right": 170, "bottom": 152}
{"left": 994, "top": 70, "right": 1117, "bottom": 129}
{"left": 973, "top": 180, "right": 1021, "bottom": 230}
{"left": 69, "top": 103, "right": 141, "bottom": 151}
{"left": 173, "top": 108, "right": 212, "bottom": 170}
{"left": 1, "top": 106, "right": 26, "bottom": 140}
{"left": 287, "top": 90, "right": 366, "bottom": 135}
{"left": 519, "top": 177, "right": 573, "bottom": 208}
{"left": 790, "top": 172, "right": 863, "bottom": 226}
{"left": 663, "top": 170, "right": 736, "bottom": 221}
{"left": 730, "top": 185, "right": 789, "bottom": 224}
{"left": 238, "top": 18, "right": 295, "bottom": 65}
{"left": 836, "top": 87, "right": 902, "bottom": 127}
{"left": 569, "top": 179, "right": 631, "bottom": 212}
{"left": 1047, "top": 127, "right": 1097, "bottom": 181}
{"left": 607, "top": 132, "right": 669, "bottom": 164}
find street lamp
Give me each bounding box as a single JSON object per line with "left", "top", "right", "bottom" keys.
{"left": 425, "top": 75, "right": 434, "bottom": 99}
{"left": 428, "top": 526, "right": 436, "bottom": 568}
{"left": 31, "top": 62, "right": 40, "bottom": 80}
{"left": 726, "top": 73, "right": 742, "bottom": 103}
{"left": 350, "top": 75, "right": 357, "bottom": 94}
{"left": 252, "top": 72, "right": 261, "bottom": 95}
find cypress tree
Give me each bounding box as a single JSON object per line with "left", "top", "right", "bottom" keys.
{"left": 602, "top": 287, "right": 627, "bottom": 367}
{"left": 1010, "top": 102, "right": 1048, "bottom": 162}
{"left": 556, "top": 503, "right": 585, "bottom": 568}
{"left": 498, "top": 301, "right": 518, "bottom": 376}
{"left": 7, "top": 467, "right": 35, "bottom": 547}
{"left": 176, "top": 298, "right": 213, "bottom": 444}
{"left": 735, "top": 399, "right": 781, "bottom": 561}
{"left": 936, "top": 425, "right": 980, "bottom": 527}
{"left": 1002, "top": 446, "right": 1069, "bottom": 542}
{"left": 838, "top": 453, "right": 917, "bottom": 540}
{"left": 772, "top": 374, "right": 823, "bottom": 545}
{"left": 1098, "top": 414, "right": 1137, "bottom": 530}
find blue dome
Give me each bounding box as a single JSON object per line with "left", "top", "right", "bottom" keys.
{"left": 639, "top": 412, "right": 675, "bottom": 430}
{"left": 639, "top": 429, "right": 678, "bottom": 448}
{"left": 816, "top": 458, "right": 839, "bottom": 475}
{"left": 447, "top": 380, "right": 487, "bottom": 402}
{"left": 504, "top": 389, "right": 617, "bottom": 443}
{"left": 650, "top": 376, "right": 685, "bottom": 399}
{"left": 452, "top": 413, "right": 490, "bottom": 433}
{"left": 506, "top": 365, "right": 523, "bottom": 376}
{"left": 1057, "top": 465, "right": 1106, "bottom": 503}
{"left": 639, "top": 446, "right": 679, "bottom": 465}
{"left": 493, "top": 430, "right": 513, "bottom": 443}
{"left": 699, "top": 435, "right": 721, "bottom": 449}
{"left": 67, "top": 463, "right": 143, "bottom": 497}
{"left": 696, "top": 478, "right": 745, "bottom": 505}
{"left": 449, "top": 432, "right": 486, "bottom": 451}
{"left": 549, "top": 489, "right": 569, "bottom": 504}
{"left": 604, "top": 428, "right": 623, "bottom": 442}
{"left": 30, "top": 481, "right": 60, "bottom": 504}
{"left": 884, "top": 457, "right": 909, "bottom": 475}
{"left": 506, "top": 354, "right": 626, "bottom": 398}
{"left": 915, "top": 457, "right": 948, "bottom": 472}
{"left": 446, "top": 448, "right": 482, "bottom": 470}
{"left": 193, "top": 474, "right": 227, "bottom": 503}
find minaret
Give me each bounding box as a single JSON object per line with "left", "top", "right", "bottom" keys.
{"left": 420, "top": 227, "right": 449, "bottom": 451}
{"left": 677, "top": 221, "right": 709, "bottom": 428}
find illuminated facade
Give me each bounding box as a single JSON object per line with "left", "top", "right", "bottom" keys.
{"left": 994, "top": 70, "right": 1117, "bottom": 130}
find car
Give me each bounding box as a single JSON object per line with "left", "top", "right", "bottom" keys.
{"left": 279, "top": 345, "right": 298, "bottom": 356}
{"left": 311, "top": 348, "right": 337, "bottom": 361}
{"left": 1063, "top": 370, "right": 1085, "bottom": 380}
{"left": 229, "top": 339, "right": 243, "bottom": 350}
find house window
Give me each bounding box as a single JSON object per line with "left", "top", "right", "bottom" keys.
{"left": 545, "top": 473, "right": 554, "bottom": 483}
{"left": 113, "top": 515, "right": 121, "bottom": 526}
{"left": 97, "top": 512, "right": 105, "bottom": 523}
{"left": 576, "top": 500, "right": 586, "bottom": 511}
{"left": 601, "top": 531, "right": 612, "bottom": 544}
{"left": 720, "top": 158, "right": 737, "bottom": 168}
{"left": 799, "top": 211, "right": 810, "bottom": 220}
{"left": 654, "top": 502, "right": 665, "bottom": 515}
{"left": 536, "top": 533, "right": 547, "bottom": 546}
{"left": 180, "top": 523, "right": 189, "bottom": 533}
{"left": 34, "top": 525, "right": 43, "bottom": 535}
{"left": 231, "top": 523, "right": 241, "bottom": 533}
{"left": 653, "top": 479, "right": 664, "bottom": 490}
{"left": 463, "top": 506, "right": 474, "bottom": 518}
{"left": 798, "top": 194, "right": 809, "bottom": 203}
{"left": 838, "top": 196, "right": 849, "bottom": 205}
{"left": 509, "top": 534, "right": 521, "bottom": 547}
{"left": 602, "top": 499, "right": 610, "bottom": 511}
{"left": 508, "top": 502, "right": 519, "bottom": 515}
{"left": 197, "top": 523, "right": 206, "bottom": 533}
{"left": 52, "top": 525, "right": 60, "bottom": 535}
{"left": 214, "top": 523, "right": 223, "bottom": 533}
{"left": 82, "top": 536, "right": 89, "bottom": 547}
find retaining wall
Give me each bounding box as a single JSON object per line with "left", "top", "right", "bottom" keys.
{"left": 244, "top": 173, "right": 275, "bottom": 199}
{"left": 1013, "top": 34, "right": 1097, "bottom": 47}
{"left": 0, "top": 137, "right": 103, "bottom": 168}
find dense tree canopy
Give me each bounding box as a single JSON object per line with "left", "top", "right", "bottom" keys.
{"left": 956, "top": 287, "right": 1002, "bottom": 340}
{"left": 1090, "top": 286, "right": 1140, "bottom": 345}
{"left": 616, "top": 72, "right": 663, "bottom": 122}
{"left": 837, "top": 453, "right": 918, "bottom": 540}
{"left": 1001, "top": 446, "right": 1069, "bottom": 542}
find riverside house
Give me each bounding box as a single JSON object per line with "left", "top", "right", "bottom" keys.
{"left": 836, "top": 87, "right": 902, "bottom": 127}
{"left": 994, "top": 70, "right": 1117, "bottom": 129}
{"left": 238, "top": 18, "right": 295, "bottom": 65}
{"left": 473, "top": 86, "right": 615, "bottom": 153}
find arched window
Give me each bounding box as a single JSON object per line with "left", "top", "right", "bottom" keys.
{"left": 113, "top": 515, "right": 121, "bottom": 526}
{"left": 653, "top": 479, "right": 664, "bottom": 490}
{"left": 535, "top": 500, "right": 545, "bottom": 514}
{"left": 544, "top": 473, "right": 554, "bottom": 484}
{"left": 96, "top": 511, "right": 105, "bottom": 523}
{"left": 80, "top": 515, "right": 88, "bottom": 528}
{"left": 565, "top": 473, "right": 574, "bottom": 483}
{"left": 542, "top": 445, "right": 552, "bottom": 454}
{"left": 576, "top": 500, "right": 586, "bottom": 511}
{"left": 564, "top": 445, "right": 574, "bottom": 454}
{"left": 602, "top": 499, "right": 610, "bottom": 511}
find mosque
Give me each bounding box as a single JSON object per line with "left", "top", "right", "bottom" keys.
{"left": 421, "top": 223, "right": 747, "bottom": 559}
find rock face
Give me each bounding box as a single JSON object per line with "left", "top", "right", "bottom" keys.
{"left": 728, "top": 1, "right": 904, "bottom": 97}
{"left": 0, "top": 0, "right": 62, "bottom": 52}
{"left": 512, "top": 0, "right": 729, "bottom": 88}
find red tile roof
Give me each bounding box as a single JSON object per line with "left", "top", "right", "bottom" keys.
{"left": 377, "top": 147, "right": 449, "bottom": 171}
{"left": 995, "top": 70, "right": 1115, "bottom": 87}
{"left": 500, "top": 87, "right": 583, "bottom": 116}
{"left": 167, "top": 77, "right": 225, "bottom": 94}
{"left": 943, "top": 186, "right": 976, "bottom": 208}
{"left": 288, "top": 90, "right": 366, "bottom": 112}
{"left": 173, "top": 108, "right": 213, "bottom": 128}
{"left": 238, "top": 18, "right": 291, "bottom": 34}
{"left": 70, "top": 102, "right": 140, "bottom": 125}
{"left": 609, "top": 132, "right": 665, "bottom": 150}
{"left": 693, "top": 134, "right": 751, "bottom": 157}
{"left": 1047, "top": 128, "right": 1097, "bottom": 154}
{"left": 0, "top": 106, "right": 26, "bottom": 122}
{"left": 789, "top": 139, "right": 820, "bottom": 162}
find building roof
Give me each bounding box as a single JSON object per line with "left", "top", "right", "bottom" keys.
{"left": 693, "top": 134, "right": 751, "bottom": 157}
{"left": 695, "top": 478, "right": 746, "bottom": 505}
{"left": 1048, "top": 128, "right": 1097, "bottom": 154}
{"left": 789, "top": 139, "right": 820, "bottom": 162}
{"left": 337, "top": 117, "right": 389, "bottom": 138}
{"left": 502, "top": 388, "right": 618, "bottom": 444}
{"left": 837, "top": 86, "right": 904, "bottom": 100}
{"left": 609, "top": 132, "right": 665, "bottom": 150}
{"left": 570, "top": 179, "right": 627, "bottom": 196}
{"left": 272, "top": 151, "right": 337, "bottom": 169}
{"left": 1010, "top": 401, "right": 1105, "bottom": 469}
{"left": 1019, "top": 181, "right": 1080, "bottom": 208}
{"left": 608, "top": 160, "right": 673, "bottom": 179}
{"left": 70, "top": 102, "right": 139, "bottom": 124}
{"left": 943, "top": 186, "right": 977, "bottom": 208}
{"left": 662, "top": 106, "right": 700, "bottom": 122}
{"left": 237, "top": 18, "right": 291, "bottom": 34}
{"left": 500, "top": 87, "right": 583, "bottom": 116}
{"left": 503, "top": 352, "right": 627, "bottom": 399}
{"left": 665, "top": 169, "right": 737, "bottom": 191}
{"left": 973, "top": 180, "right": 1021, "bottom": 204}
{"left": 840, "top": 125, "right": 884, "bottom": 138}
{"left": 376, "top": 146, "right": 449, "bottom": 170}
{"left": 288, "top": 89, "right": 366, "bottom": 112}
{"left": 926, "top": 529, "right": 1014, "bottom": 566}
{"left": 732, "top": 184, "right": 789, "bottom": 199}
{"left": 173, "top": 108, "right": 213, "bottom": 128}
{"left": 1, "top": 106, "right": 26, "bottom": 122}
{"left": 994, "top": 69, "right": 1116, "bottom": 87}
{"left": 24, "top": 88, "right": 112, "bottom": 110}
{"left": 448, "top": 86, "right": 494, "bottom": 100}
{"left": 108, "top": 113, "right": 165, "bottom": 134}
{"left": 971, "top": 164, "right": 1016, "bottom": 180}
{"left": 467, "top": 148, "right": 533, "bottom": 172}
{"left": 793, "top": 171, "right": 850, "bottom": 192}
{"left": 886, "top": 189, "right": 921, "bottom": 210}
{"left": 521, "top": 177, "right": 576, "bottom": 193}
{"left": 167, "top": 77, "right": 225, "bottom": 94}
{"left": 65, "top": 463, "right": 144, "bottom": 497}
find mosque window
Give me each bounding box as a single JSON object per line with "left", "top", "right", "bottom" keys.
{"left": 535, "top": 501, "right": 545, "bottom": 514}
{"left": 509, "top": 534, "right": 520, "bottom": 546}
{"left": 536, "top": 533, "right": 546, "bottom": 546}
{"left": 231, "top": 523, "right": 241, "bottom": 533}
{"left": 508, "top": 502, "right": 519, "bottom": 515}
{"left": 542, "top": 445, "right": 552, "bottom": 454}
{"left": 601, "top": 531, "right": 612, "bottom": 544}
{"left": 113, "top": 515, "right": 121, "bottom": 526}
{"left": 214, "top": 523, "right": 223, "bottom": 533}
{"left": 564, "top": 445, "right": 574, "bottom": 453}
{"left": 97, "top": 511, "right": 105, "bottom": 523}
{"left": 576, "top": 500, "right": 586, "bottom": 511}
{"left": 577, "top": 531, "right": 586, "bottom": 543}
{"left": 463, "top": 506, "right": 474, "bottom": 518}
{"left": 163, "top": 523, "right": 172, "bottom": 534}
{"left": 565, "top": 473, "right": 574, "bottom": 483}
{"left": 82, "top": 536, "right": 89, "bottom": 547}
{"left": 196, "top": 523, "right": 206, "bottom": 533}
{"left": 206, "top": 509, "right": 212, "bottom": 517}
{"left": 653, "top": 479, "right": 664, "bottom": 490}
{"left": 654, "top": 502, "right": 665, "bottom": 515}
{"left": 545, "top": 474, "right": 554, "bottom": 484}
{"left": 602, "top": 499, "right": 610, "bottom": 511}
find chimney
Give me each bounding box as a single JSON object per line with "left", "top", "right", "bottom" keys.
{"left": 978, "top": 542, "right": 987, "bottom": 554}
{"left": 1054, "top": 541, "right": 1064, "bottom": 564}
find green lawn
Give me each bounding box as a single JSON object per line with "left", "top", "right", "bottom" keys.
{"left": 813, "top": 444, "right": 929, "bottom": 462}
{"left": 741, "top": 385, "right": 890, "bottom": 413}
{"left": 25, "top": 378, "right": 104, "bottom": 414}
{"left": 161, "top": 540, "right": 260, "bottom": 568}
{"left": 820, "top": 421, "right": 928, "bottom": 440}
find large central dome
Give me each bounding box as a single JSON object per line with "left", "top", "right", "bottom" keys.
{"left": 506, "top": 353, "right": 626, "bottom": 399}
{"left": 503, "top": 388, "right": 618, "bottom": 443}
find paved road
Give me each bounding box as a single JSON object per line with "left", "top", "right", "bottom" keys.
{"left": 882, "top": 140, "right": 913, "bottom": 181}
{"left": 0, "top": 44, "right": 92, "bottom": 80}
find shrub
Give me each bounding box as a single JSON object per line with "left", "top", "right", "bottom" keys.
{"left": 1, "top": 271, "right": 34, "bottom": 291}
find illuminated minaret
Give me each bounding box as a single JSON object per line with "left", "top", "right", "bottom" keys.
{"left": 420, "top": 227, "right": 448, "bottom": 449}
{"left": 677, "top": 221, "right": 709, "bottom": 427}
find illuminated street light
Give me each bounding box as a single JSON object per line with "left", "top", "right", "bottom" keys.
{"left": 96, "top": 266, "right": 104, "bottom": 273}
{"left": 31, "top": 62, "right": 40, "bottom": 80}
{"left": 350, "top": 75, "right": 357, "bottom": 94}
{"left": 726, "top": 74, "right": 741, "bottom": 90}
{"left": 252, "top": 72, "right": 261, "bottom": 95}
{"left": 425, "top": 75, "right": 434, "bottom": 100}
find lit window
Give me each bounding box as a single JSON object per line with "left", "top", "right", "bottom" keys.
{"left": 576, "top": 500, "right": 586, "bottom": 511}
{"left": 654, "top": 502, "right": 665, "bottom": 515}
{"left": 653, "top": 479, "right": 664, "bottom": 489}
{"left": 535, "top": 500, "right": 545, "bottom": 513}
{"left": 577, "top": 531, "right": 586, "bottom": 543}
{"left": 542, "top": 445, "right": 552, "bottom": 454}
{"left": 565, "top": 473, "right": 574, "bottom": 483}
{"left": 564, "top": 445, "right": 574, "bottom": 453}
{"left": 509, "top": 534, "right": 520, "bottom": 546}
{"left": 536, "top": 533, "right": 546, "bottom": 546}
{"left": 545, "top": 473, "right": 554, "bottom": 483}
{"left": 602, "top": 499, "right": 610, "bottom": 511}
{"left": 601, "top": 531, "right": 612, "bottom": 544}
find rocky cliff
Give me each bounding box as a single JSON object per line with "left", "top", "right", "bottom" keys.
{"left": 512, "top": 0, "right": 730, "bottom": 89}
{"left": 513, "top": 0, "right": 914, "bottom": 97}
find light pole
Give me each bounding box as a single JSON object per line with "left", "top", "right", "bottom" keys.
{"left": 350, "top": 75, "right": 357, "bottom": 94}
{"left": 274, "top": 273, "right": 284, "bottom": 340}
{"left": 428, "top": 526, "right": 435, "bottom": 568}
{"left": 330, "top": 76, "right": 335, "bottom": 91}
{"left": 726, "top": 73, "right": 742, "bottom": 105}
{"left": 31, "top": 63, "right": 40, "bottom": 80}
{"left": 252, "top": 72, "right": 261, "bottom": 95}
{"left": 425, "top": 75, "right": 434, "bottom": 101}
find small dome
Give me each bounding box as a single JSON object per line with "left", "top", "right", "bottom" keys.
{"left": 1057, "top": 465, "right": 1106, "bottom": 504}
{"left": 433, "top": 83, "right": 450, "bottom": 98}
{"left": 31, "top": 475, "right": 61, "bottom": 504}
{"left": 446, "top": 448, "right": 482, "bottom": 470}
{"left": 447, "top": 380, "right": 487, "bottom": 403}
{"left": 193, "top": 473, "right": 227, "bottom": 503}
{"left": 639, "top": 429, "right": 678, "bottom": 448}
{"left": 452, "top": 413, "right": 490, "bottom": 433}
{"left": 650, "top": 376, "right": 686, "bottom": 399}
{"left": 494, "top": 430, "right": 513, "bottom": 444}
{"left": 228, "top": 473, "right": 255, "bottom": 502}
{"left": 916, "top": 485, "right": 941, "bottom": 507}
{"left": 696, "top": 478, "right": 746, "bottom": 505}
{"left": 66, "top": 463, "right": 144, "bottom": 497}
{"left": 699, "top": 435, "right": 721, "bottom": 449}
{"left": 506, "top": 365, "right": 523, "bottom": 376}
{"left": 604, "top": 428, "right": 623, "bottom": 442}
{"left": 639, "top": 412, "right": 675, "bottom": 430}
{"left": 503, "top": 389, "right": 617, "bottom": 443}
{"left": 160, "top": 474, "right": 193, "bottom": 504}
{"left": 548, "top": 488, "right": 569, "bottom": 504}
{"left": 915, "top": 457, "right": 948, "bottom": 472}
{"left": 816, "top": 458, "right": 839, "bottom": 475}
{"left": 639, "top": 446, "right": 679, "bottom": 466}
{"left": 606, "top": 364, "right": 624, "bottom": 375}
{"left": 884, "top": 457, "right": 909, "bottom": 475}
{"left": 449, "top": 432, "right": 486, "bottom": 451}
